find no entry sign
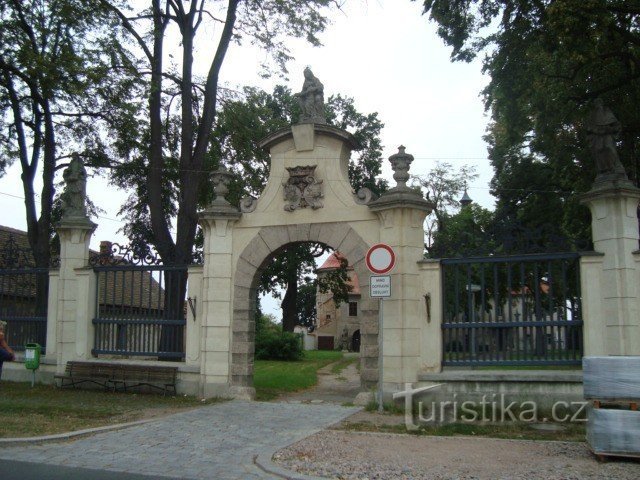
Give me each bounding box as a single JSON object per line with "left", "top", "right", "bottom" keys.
{"left": 365, "top": 243, "right": 396, "bottom": 274}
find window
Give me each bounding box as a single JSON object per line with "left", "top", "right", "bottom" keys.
{"left": 348, "top": 302, "right": 358, "bottom": 317}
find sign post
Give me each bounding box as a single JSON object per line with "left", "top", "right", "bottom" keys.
{"left": 366, "top": 244, "right": 396, "bottom": 413}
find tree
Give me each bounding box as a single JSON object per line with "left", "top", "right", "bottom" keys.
{"left": 0, "top": 0, "right": 137, "bottom": 311}
{"left": 414, "top": 162, "right": 478, "bottom": 254}
{"left": 102, "top": 0, "right": 342, "bottom": 267}
{"left": 418, "top": 0, "right": 640, "bottom": 244}
{"left": 429, "top": 203, "right": 494, "bottom": 258}
{"left": 114, "top": 83, "right": 386, "bottom": 331}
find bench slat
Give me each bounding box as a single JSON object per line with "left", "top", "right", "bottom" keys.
{"left": 55, "top": 361, "right": 177, "bottom": 395}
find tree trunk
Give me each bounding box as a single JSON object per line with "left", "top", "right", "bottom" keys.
{"left": 281, "top": 268, "right": 298, "bottom": 332}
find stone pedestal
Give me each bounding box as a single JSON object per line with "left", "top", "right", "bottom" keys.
{"left": 580, "top": 184, "right": 640, "bottom": 355}
{"left": 54, "top": 217, "right": 96, "bottom": 373}
{"left": 198, "top": 207, "right": 243, "bottom": 398}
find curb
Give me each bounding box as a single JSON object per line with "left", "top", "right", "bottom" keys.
{"left": 0, "top": 418, "right": 157, "bottom": 446}
{"left": 254, "top": 452, "right": 325, "bottom": 480}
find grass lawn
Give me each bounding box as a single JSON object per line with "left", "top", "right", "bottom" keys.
{"left": 254, "top": 350, "right": 343, "bottom": 401}
{"left": 338, "top": 420, "right": 587, "bottom": 442}
{"left": 0, "top": 381, "right": 219, "bottom": 438}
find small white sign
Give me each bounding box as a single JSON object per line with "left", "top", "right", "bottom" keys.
{"left": 25, "top": 350, "right": 35, "bottom": 360}
{"left": 370, "top": 275, "right": 391, "bottom": 298}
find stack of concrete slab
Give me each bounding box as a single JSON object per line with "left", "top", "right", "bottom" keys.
{"left": 583, "top": 356, "right": 640, "bottom": 459}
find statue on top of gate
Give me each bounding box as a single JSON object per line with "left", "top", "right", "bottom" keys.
{"left": 61, "top": 153, "right": 88, "bottom": 219}
{"left": 585, "top": 99, "right": 630, "bottom": 186}
{"left": 295, "top": 67, "right": 326, "bottom": 124}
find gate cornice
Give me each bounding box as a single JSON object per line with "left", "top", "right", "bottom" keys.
{"left": 258, "top": 123, "right": 361, "bottom": 151}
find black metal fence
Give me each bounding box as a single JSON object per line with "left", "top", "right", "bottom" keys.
{"left": 91, "top": 245, "right": 187, "bottom": 360}
{"left": 441, "top": 252, "right": 583, "bottom": 366}
{"left": 0, "top": 267, "right": 49, "bottom": 352}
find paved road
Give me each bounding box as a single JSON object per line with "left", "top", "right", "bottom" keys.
{"left": 0, "top": 401, "right": 360, "bottom": 480}
{"left": 3, "top": 459, "right": 183, "bottom": 480}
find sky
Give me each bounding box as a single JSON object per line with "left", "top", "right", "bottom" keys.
{"left": 0, "top": 0, "right": 494, "bottom": 318}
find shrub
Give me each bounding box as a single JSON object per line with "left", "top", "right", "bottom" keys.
{"left": 255, "top": 328, "right": 304, "bottom": 361}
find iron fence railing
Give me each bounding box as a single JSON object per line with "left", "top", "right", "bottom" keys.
{"left": 0, "top": 267, "right": 49, "bottom": 352}
{"left": 92, "top": 265, "right": 187, "bottom": 360}
{"left": 441, "top": 252, "right": 583, "bottom": 367}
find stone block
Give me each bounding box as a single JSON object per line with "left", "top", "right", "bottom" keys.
{"left": 362, "top": 356, "right": 379, "bottom": 369}
{"left": 203, "top": 352, "right": 229, "bottom": 376}
{"left": 361, "top": 345, "right": 379, "bottom": 358}
{"left": 233, "top": 330, "right": 255, "bottom": 343}
{"left": 231, "top": 375, "right": 253, "bottom": 388}
{"left": 309, "top": 223, "right": 325, "bottom": 243}
{"left": 287, "top": 223, "right": 311, "bottom": 243}
{"left": 337, "top": 229, "right": 362, "bottom": 257}
{"left": 205, "top": 278, "right": 231, "bottom": 301}
{"left": 233, "top": 291, "right": 257, "bottom": 311}
{"left": 233, "top": 285, "right": 253, "bottom": 304}
{"left": 292, "top": 123, "right": 315, "bottom": 151}
{"left": 206, "top": 253, "right": 232, "bottom": 278}
{"left": 241, "top": 235, "right": 271, "bottom": 268}
{"left": 361, "top": 368, "right": 379, "bottom": 383}
{"left": 204, "top": 328, "right": 230, "bottom": 352}
{"left": 232, "top": 341, "right": 255, "bottom": 354}
{"left": 325, "top": 223, "right": 350, "bottom": 250}
{"left": 231, "top": 362, "right": 254, "bottom": 376}
{"left": 258, "top": 226, "right": 290, "bottom": 252}
{"left": 231, "top": 310, "right": 253, "bottom": 329}
{"left": 343, "top": 243, "right": 366, "bottom": 266}
{"left": 233, "top": 267, "right": 254, "bottom": 289}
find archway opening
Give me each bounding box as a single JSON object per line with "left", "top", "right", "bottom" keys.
{"left": 253, "top": 241, "right": 363, "bottom": 401}
{"left": 231, "top": 225, "right": 380, "bottom": 397}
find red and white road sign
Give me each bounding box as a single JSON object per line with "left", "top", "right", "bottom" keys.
{"left": 365, "top": 243, "right": 396, "bottom": 274}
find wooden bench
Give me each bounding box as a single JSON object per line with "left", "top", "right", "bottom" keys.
{"left": 54, "top": 361, "right": 120, "bottom": 391}
{"left": 55, "top": 361, "right": 178, "bottom": 395}
{"left": 110, "top": 364, "right": 178, "bottom": 395}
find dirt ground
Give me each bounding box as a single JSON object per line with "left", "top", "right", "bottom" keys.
{"left": 274, "top": 429, "right": 640, "bottom": 480}
{"left": 274, "top": 357, "right": 640, "bottom": 480}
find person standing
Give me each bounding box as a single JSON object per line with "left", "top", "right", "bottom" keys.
{"left": 0, "top": 320, "right": 16, "bottom": 380}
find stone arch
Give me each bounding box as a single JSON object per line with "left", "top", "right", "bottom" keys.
{"left": 231, "top": 222, "right": 379, "bottom": 392}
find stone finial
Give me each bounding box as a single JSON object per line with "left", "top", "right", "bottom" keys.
{"left": 61, "top": 153, "right": 88, "bottom": 219}
{"left": 295, "top": 67, "right": 326, "bottom": 124}
{"left": 210, "top": 166, "right": 234, "bottom": 207}
{"left": 585, "top": 99, "right": 630, "bottom": 186}
{"left": 389, "top": 146, "right": 413, "bottom": 190}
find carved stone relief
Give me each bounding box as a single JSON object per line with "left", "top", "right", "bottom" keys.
{"left": 282, "top": 165, "right": 323, "bottom": 211}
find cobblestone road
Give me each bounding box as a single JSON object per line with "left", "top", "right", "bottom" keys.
{"left": 0, "top": 401, "right": 360, "bottom": 480}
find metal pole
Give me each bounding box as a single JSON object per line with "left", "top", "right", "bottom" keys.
{"left": 378, "top": 297, "right": 384, "bottom": 413}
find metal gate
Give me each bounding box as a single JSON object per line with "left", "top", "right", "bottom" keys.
{"left": 441, "top": 252, "right": 583, "bottom": 366}
{"left": 0, "top": 233, "right": 50, "bottom": 352}
{"left": 90, "top": 244, "right": 187, "bottom": 360}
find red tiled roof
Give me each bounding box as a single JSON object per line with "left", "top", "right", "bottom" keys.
{"left": 317, "top": 252, "right": 360, "bottom": 296}
{"left": 317, "top": 252, "right": 345, "bottom": 270}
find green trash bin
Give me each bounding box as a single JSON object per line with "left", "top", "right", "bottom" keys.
{"left": 25, "top": 343, "right": 41, "bottom": 370}
{"left": 25, "top": 343, "right": 41, "bottom": 387}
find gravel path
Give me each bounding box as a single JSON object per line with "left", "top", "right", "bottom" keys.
{"left": 273, "top": 430, "right": 640, "bottom": 480}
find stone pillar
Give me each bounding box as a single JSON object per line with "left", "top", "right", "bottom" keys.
{"left": 54, "top": 218, "right": 96, "bottom": 373}
{"left": 185, "top": 265, "right": 203, "bottom": 368}
{"left": 418, "top": 259, "right": 443, "bottom": 372}
{"left": 198, "top": 167, "right": 243, "bottom": 398}
{"left": 580, "top": 184, "right": 640, "bottom": 355}
{"left": 369, "top": 147, "right": 434, "bottom": 391}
